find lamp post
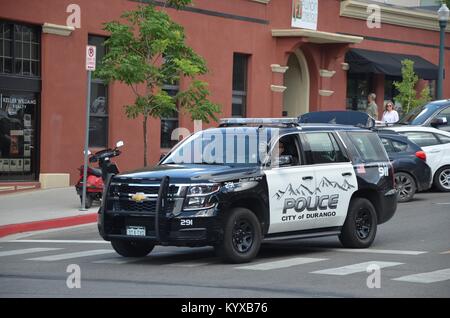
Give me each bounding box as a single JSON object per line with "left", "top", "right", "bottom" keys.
{"left": 437, "top": 3, "right": 449, "bottom": 100}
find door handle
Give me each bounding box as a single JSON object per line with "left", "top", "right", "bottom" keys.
{"left": 302, "top": 176, "right": 313, "bottom": 180}
{"left": 342, "top": 172, "right": 353, "bottom": 177}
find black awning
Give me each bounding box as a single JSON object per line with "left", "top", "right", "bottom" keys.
{"left": 345, "top": 48, "right": 438, "bottom": 80}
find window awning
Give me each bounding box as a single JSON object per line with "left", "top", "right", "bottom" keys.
{"left": 345, "top": 48, "right": 438, "bottom": 80}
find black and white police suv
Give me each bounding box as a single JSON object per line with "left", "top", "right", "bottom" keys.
{"left": 98, "top": 118, "right": 398, "bottom": 263}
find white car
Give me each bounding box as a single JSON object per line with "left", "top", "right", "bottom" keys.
{"left": 381, "top": 126, "right": 450, "bottom": 192}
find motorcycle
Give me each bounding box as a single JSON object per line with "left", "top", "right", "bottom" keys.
{"left": 75, "top": 141, "right": 124, "bottom": 208}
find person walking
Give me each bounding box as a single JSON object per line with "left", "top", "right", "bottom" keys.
{"left": 366, "top": 93, "right": 378, "bottom": 120}
{"left": 381, "top": 101, "right": 399, "bottom": 123}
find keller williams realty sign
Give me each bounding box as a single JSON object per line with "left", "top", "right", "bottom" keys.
{"left": 291, "top": 0, "right": 318, "bottom": 30}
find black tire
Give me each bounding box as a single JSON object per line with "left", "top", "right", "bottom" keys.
{"left": 80, "top": 194, "right": 93, "bottom": 209}
{"left": 111, "top": 240, "right": 155, "bottom": 257}
{"left": 215, "top": 208, "right": 262, "bottom": 263}
{"left": 433, "top": 166, "right": 450, "bottom": 192}
{"left": 339, "top": 198, "right": 377, "bottom": 248}
{"left": 395, "top": 172, "right": 416, "bottom": 202}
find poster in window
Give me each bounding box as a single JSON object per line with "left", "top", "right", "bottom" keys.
{"left": 10, "top": 135, "right": 20, "bottom": 155}
{"left": 291, "top": 0, "right": 318, "bottom": 30}
{"left": 24, "top": 159, "right": 31, "bottom": 172}
{"left": 9, "top": 159, "right": 18, "bottom": 172}
{"left": 24, "top": 144, "right": 31, "bottom": 157}
{"left": 24, "top": 114, "right": 32, "bottom": 127}
{"left": 1, "top": 159, "right": 9, "bottom": 172}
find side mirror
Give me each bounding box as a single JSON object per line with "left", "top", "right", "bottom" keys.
{"left": 431, "top": 117, "right": 447, "bottom": 127}
{"left": 272, "top": 155, "right": 293, "bottom": 167}
{"left": 116, "top": 140, "right": 124, "bottom": 148}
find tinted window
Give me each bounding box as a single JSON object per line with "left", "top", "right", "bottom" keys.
{"left": 391, "top": 140, "right": 408, "bottom": 152}
{"left": 436, "top": 133, "right": 450, "bottom": 144}
{"left": 402, "top": 132, "right": 440, "bottom": 147}
{"left": 380, "top": 138, "right": 395, "bottom": 154}
{"left": 346, "top": 132, "right": 387, "bottom": 163}
{"left": 303, "top": 133, "right": 348, "bottom": 164}
{"left": 435, "top": 107, "right": 450, "bottom": 126}
{"left": 399, "top": 103, "right": 441, "bottom": 125}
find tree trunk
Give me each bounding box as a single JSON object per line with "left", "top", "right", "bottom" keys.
{"left": 143, "top": 115, "right": 148, "bottom": 167}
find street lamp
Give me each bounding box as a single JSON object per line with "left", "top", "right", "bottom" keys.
{"left": 437, "top": 3, "right": 449, "bottom": 100}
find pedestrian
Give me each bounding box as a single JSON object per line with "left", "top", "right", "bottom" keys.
{"left": 381, "top": 101, "right": 399, "bottom": 123}
{"left": 366, "top": 93, "right": 378, "bottom": 120}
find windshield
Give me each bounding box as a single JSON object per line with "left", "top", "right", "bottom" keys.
{"left": 399, "top": 104, "right": 440, "bottom": 125}
{"left": 161, "top": 129, "right": 276, "bottom": 166}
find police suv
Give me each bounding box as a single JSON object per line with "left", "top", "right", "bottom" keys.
{"left": 98, "top": 118, "right": 398, "bottom": 263}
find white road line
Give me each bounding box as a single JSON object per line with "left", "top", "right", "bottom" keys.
{"left": 26, "top": 249, "right": 114, "bottom": 261}
{"left": 329, "top": 248, "right": 427, "bottom": 255}
{"left": 168, "top": 258, "right": 217, "bottom": 267}
{"left": 393, "top": 268, "right": 450, "bottom": 284}
{"left": 0, "top": 247, "right": 63, "bottom": 257}
{"left": 93, "top": 252, "right": 171, "bottom": 264}
{"left": 236, "top": 257, "right": 327, "bottom": 271}
{"left": 5, "top": 240, "right": 109, "bottom": 244}
{"left": 311, "top": 261, "right": 403, "bottom": 276}
{"left": 440, "top": 251, "right": 450, "bottom": 255}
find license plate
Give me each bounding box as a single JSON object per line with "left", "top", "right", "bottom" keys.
{"left": 126, "top": 226, "right": 146, "bottom": 236}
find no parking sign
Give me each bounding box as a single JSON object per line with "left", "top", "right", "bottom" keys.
{"left": 86, "top": 45, "right": 96, "bottom": 71}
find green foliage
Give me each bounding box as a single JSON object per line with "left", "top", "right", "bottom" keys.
{"left": 95, "top": 1, "right": 221, "bottom": 165}
{"left": 393, "top": 59, "right": 431, "bottom": 114}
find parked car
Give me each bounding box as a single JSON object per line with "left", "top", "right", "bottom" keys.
{"left": 397, "top": 99, "right": 450, "bottom": 132}
{"left": 379, "top": 126, "right": 450, "bottom": 192}
{"left": 377, "top": 131, "right": 432, "bottom": 202}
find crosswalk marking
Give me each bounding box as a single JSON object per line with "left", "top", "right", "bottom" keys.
{"left": 328, "top": 248, "right": 427, "bottom": 255}
{"left": 93, "top": 252, "right": 171, "bottom": 264}
{"left": 393, "top": 268, "right": 450, "bottom": 284}
{"left": 0, "top": 247, "right": 63, "bottom": 257}
{"left": 5, "top": 240, "right": 110, "bottom": 244}
{"left": 311, "top": 261, "right": 403, "bottom": 276}
{"left": 236, "top": 257, "right": 327, "bottom": 271}
{"left": 26, "top": 249, "right": 114, "bottom": 261}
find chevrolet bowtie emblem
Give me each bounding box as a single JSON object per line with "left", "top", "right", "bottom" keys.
{"left": 131, "top": 192, "right": 146, "bottom": 203}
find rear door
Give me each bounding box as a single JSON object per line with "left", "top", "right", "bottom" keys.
{"left": 300, "top": 132, "right": 357, "bottom": 229}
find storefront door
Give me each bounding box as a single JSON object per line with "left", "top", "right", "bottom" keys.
{"left": 0, "top": 91, "right": 39, "bottom": 181}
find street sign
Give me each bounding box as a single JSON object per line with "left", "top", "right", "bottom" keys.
{"left": 86, "top": 45, "right": 96, "bottom": 71}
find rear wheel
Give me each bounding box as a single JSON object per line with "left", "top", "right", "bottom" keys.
{"left": 111, "top": 240, "right": 155, "bottom": 257}
{"left": 215, "top": 208, "right": 262, "bottom": 263}
{"left": 395, "top": 172, "right": 416, "bottom": 202}
{"left": 434, "top": 166, "right": 450, "bottom": 192}
{"left": 339, "top": 198, "right": 377, "bottom": 248}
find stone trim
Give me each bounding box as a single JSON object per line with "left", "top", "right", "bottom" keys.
{"left": 271, "top": 64, "right": 289, "bottom": 73}
{"left": 272, "top": 29, "right": 364, "bottom": 44}
{"left": 42, "top": 23, "right": 75, "bottom": 36}
{"left": 271, "top": 85, "right": 287, "bottom": 92}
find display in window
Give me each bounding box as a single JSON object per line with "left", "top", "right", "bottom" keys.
{"left": 24, "top": 159, "right": 31, "bottom": 172}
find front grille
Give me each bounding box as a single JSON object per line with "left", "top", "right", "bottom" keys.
{"left": 110, "top": 183, "right": 180, "bottom": 197}
{"left": 118, "top": 200, "right": 157, "bottom": 213}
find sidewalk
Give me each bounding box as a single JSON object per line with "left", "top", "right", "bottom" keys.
{"left": 0, "top": 187, "right": 98, "bottom": 237}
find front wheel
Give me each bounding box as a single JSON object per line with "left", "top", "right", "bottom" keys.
{"left": 111, "top": 240, "right": 155, "bottom": 257}
{"left": 434, "top": 166, "right": 450, "bottom": 192}
{"left": 339, "top": 198, "right": 377, "bottom": 248}
{"left": 215, "top": 208, "right": 262, "bottom": 263}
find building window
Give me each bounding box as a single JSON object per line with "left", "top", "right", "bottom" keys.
{"left": 232, "top": 53, "right": 249, "bottom": 117}
{"left": 88, "top": 35, "right": 108, "bottom": 148}
{"left": 0, "top": 21, "right": 40, "bottom": 77}
{"left": 346, "top": 73, "right": 373, "bottom": 111}
{"left": 384, "top": 76, "right": 401, "bottom": 102}
{"left": 160, "top": 84, "right": 179, "bottom": 149}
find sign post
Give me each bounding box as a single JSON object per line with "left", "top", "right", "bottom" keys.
{"left": 80, "top": 45, "right": 96, "bottom": 210}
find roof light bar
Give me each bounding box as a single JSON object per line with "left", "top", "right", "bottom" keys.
{"left": 219, "top": 118, "right": 299, "bottom": 126}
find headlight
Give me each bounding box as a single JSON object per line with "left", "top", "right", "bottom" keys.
{"left": 187, "top": 184, "right": 220, "bottom": 196}
{"left": 184, "top": 184, "right": 220, "bottom": 210}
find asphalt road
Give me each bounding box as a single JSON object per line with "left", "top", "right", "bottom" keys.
{"left": 0, "top": 191, "right": 449, "bottom": 298}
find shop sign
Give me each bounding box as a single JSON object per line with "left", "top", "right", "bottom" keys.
{"left": 291, "top": 0, "right": 318, "bottom": 30}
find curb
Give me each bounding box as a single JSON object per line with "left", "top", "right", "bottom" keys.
{"left": 0, "top": 213, "right": 97, "bottom": 238}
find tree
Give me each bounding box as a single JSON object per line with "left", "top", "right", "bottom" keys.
{"left": 393, "top": 59, "right": 431, "bottom": 115}
{"left": 95, "top": 1, "right": 221, "bottom": 166}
